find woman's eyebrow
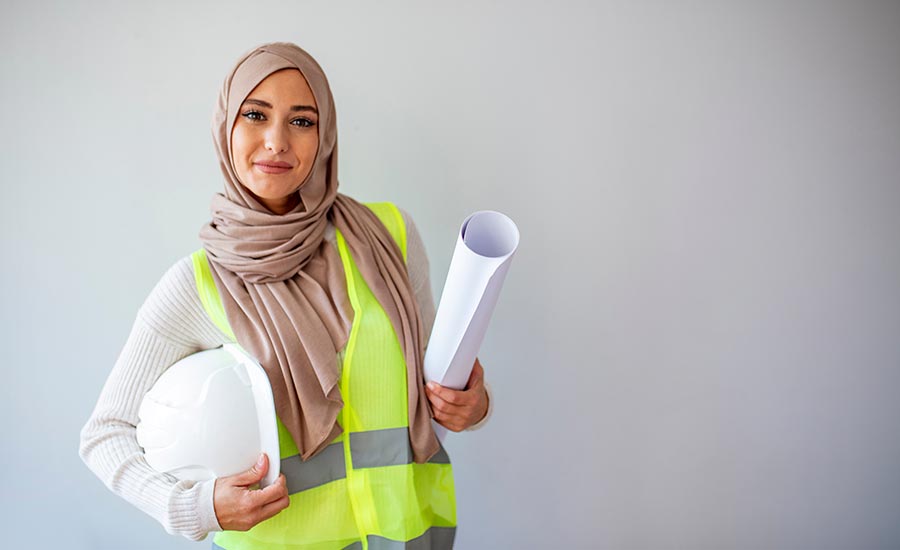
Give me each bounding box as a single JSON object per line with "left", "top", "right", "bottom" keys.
{"left": 243, "top": 98, "right": 318, "bottom": 114}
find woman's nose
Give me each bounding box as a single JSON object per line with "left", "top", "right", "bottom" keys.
{"left": 264, "top": 124, "right": 289, "bottom": 154}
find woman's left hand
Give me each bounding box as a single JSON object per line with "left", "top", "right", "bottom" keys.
{"left": 425, "top": 358, "right": 489, "bottom": 432}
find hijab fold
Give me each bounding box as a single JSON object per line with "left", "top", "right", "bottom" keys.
{"left": 199, "top": 42, "right": 439, "bottom": 462}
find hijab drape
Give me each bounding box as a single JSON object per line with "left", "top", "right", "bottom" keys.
{"left": 199, "top": 42, "right": 439, "bottom": 463}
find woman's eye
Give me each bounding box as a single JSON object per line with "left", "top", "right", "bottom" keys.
{"left": 292, "top": 118, "right": 316, "bottom": 128}
{"left": 242, "top": 110, "right": 265, "bottom": 121}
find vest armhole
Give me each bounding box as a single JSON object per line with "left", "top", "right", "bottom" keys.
{"left": 190, "top": 249, "right": 237, "bottom": 342}
{"left": 364, "top": 202, "right": 408, "bottom": 264}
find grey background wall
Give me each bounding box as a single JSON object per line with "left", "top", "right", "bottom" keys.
{"left": 2, "top": 1, "right": 899, "bottom": 549}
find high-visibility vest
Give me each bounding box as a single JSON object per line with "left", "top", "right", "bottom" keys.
{"left": 190, "top": 202, "right": 457, "bottom": 550}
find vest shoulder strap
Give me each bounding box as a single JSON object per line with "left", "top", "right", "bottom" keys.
{"left": 190, "top": 249, "right": 236, "bottom": 341}
{"left": 364, "top": 201, "right": 408, "bottom": 263}
{"left": 191, "top": 202, "right": 407, "bottom": 336}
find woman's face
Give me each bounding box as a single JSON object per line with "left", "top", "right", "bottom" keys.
{"left": 231, "top": 68, "right": 319, "bottom": 214}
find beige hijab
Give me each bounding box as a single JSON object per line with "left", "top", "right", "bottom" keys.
{"left": 199, "top": 42, "right": 439, "bottom": 463}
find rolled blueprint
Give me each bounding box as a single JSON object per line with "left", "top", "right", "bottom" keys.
{"left": 424, "top": 210, "right": 519, "bottom": 392}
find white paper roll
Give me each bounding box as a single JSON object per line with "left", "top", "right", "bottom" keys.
{"left": 424, "top": 209, "right": 519, "bottom": 402}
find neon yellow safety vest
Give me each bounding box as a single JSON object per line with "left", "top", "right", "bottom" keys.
{"left": 190, "top": 202, "right": 457, "bottom": 550}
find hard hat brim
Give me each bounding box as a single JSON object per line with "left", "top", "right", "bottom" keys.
{"left": 224, "top": 343, "right": 281, "bottom": 489}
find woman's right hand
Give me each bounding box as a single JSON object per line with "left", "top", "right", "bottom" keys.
{"left": 213, "top": 453, "right": 290, "bottom": 531}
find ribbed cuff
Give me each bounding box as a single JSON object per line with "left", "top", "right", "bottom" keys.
{"left": 167, "top": 478, "right": 221, "bottom": 541}
{"left": 198, "top": 478, "right": 223, "bottom": 534}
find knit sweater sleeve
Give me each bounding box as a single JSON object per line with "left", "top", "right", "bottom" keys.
{"left": 398, "top": 208, "right": 493, "bottom": 431}
{"left": 400, "top": 208, "right": 437, "bottom": 339}
{"left": 79, "top": 256, "right": 230, "bottom": 541}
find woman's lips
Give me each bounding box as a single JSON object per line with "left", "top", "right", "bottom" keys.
{"left": 254, "top": 161, "right": 293, "bottom": 174}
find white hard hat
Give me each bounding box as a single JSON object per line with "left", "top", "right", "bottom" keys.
{"left": 136, "top": 344, "right": 280, "bottom": 488}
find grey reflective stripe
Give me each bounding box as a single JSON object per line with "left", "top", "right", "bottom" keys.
{"left": 406, "top": 526, "right": 456, "bottom": 550}
{"left": 281, "top": 442, "right": 346, "bottom": 494}
{"left": 211, "top": 543, "right": 226, "bottom": 550}
{"left": 350, "top": 427, "right": 410, "bottom": 468}
{"left": 341, "top": 527, "right": 457, "bottom": 549}
{"left": 427, "top": 444, "right": 450, "bottom": 465}
{"left": 274, "top": 429, "right": 450, "bottom": 496}
{"left": 350, "top": 427, "right": 452, "bottom": 468}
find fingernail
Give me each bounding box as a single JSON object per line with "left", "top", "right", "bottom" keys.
{"left": 427, "top": 382, "right": 437, "bottom": 391}
{"left": 257, "top": 453, "right": 265, "bottom": 467}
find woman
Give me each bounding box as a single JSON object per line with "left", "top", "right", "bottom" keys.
{"left": 80, "top": 42, "right": 492, "bottom": 549}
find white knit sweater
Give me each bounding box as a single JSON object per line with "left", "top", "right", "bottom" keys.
{"left": 79, "top": 209, "right": 492, "bottom": 541}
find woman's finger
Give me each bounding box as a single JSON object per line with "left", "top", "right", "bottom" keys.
{"left": 248, "top": 474, "right": 289, "bottom": 507}
{"left": 427, "top": 390, "right": 459, "bottom": 417}
{"left": 434, "top": 412, "right": 466, "bottom": 432}
{"left": 426, "top": 382, "right": 473, "bottom": 407}
{"left": 215, "top": 471, "right": 290, "bottom": 531}
{"left": 426, "top": 374, "right": 488, "bottom": 432}
{"left": 227, "top": 453, "right": 270, "bottom": 487}
{"left": 426, "top": 385, "right": 469, "bottom": 414}
{"left": 258, "top": 494, "right": 291, "bottom": 520}
{"left": 431, "top": 400, "right": 465, "bottom": 422}
{"left": 466, "top": 359, "right": 484, "bottom": 389}
{"left": 428, "top": 393, "right": 475, "bottom": 433}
